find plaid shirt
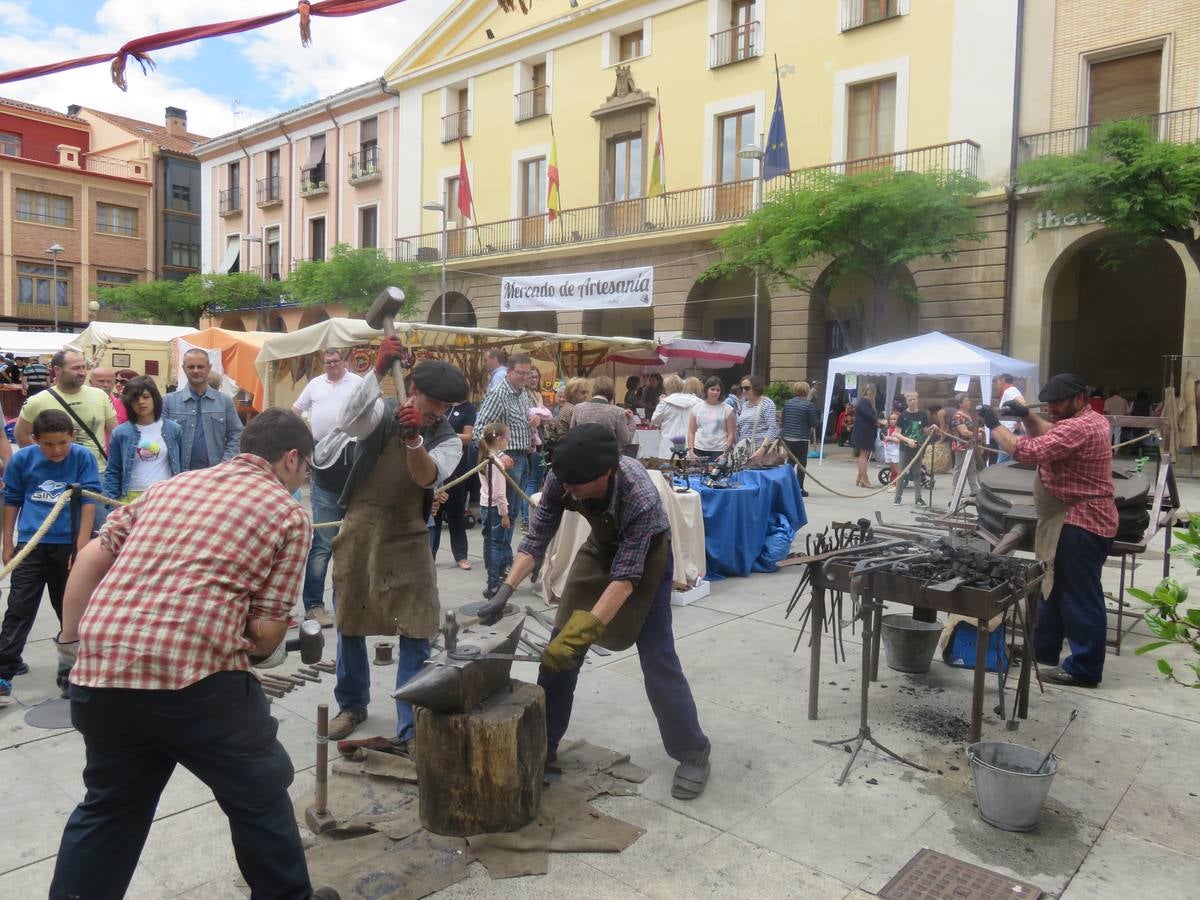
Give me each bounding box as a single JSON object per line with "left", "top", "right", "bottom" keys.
{"left": 71, "top": 454, "right": 312, "bottom": 690}
{"left": 520, "top": 456, "right": 669, "bottom": 585}
{"left": 1012, "top": 406, "right": 1117, "bottom": 538}
{"left": 476, "top": 378, "right": 533, "bottom": 451}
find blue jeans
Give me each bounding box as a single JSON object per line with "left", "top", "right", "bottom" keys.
{"left": 521, "top": 451, "right": 544, "bottom": 524}
{"left": 302, "top": 482, "right": 345, "bottom": 611}
{"left": 481, "top": 506, "right": 511, "bottom": 591}
{"left": 334, "top": 626, "right": 431, "bottom": 742}
{"left": 1034, "top": 525, "right": 1113, "bottom": 684}
{"left": 501, "top": 451, "right": 529, "bottom": 558}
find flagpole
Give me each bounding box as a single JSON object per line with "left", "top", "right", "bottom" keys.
{"left": 460, "top": 137, "right": 483, "bottom": 256}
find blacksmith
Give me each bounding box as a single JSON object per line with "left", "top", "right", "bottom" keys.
{"left": 316, "top": 339, "right": 469, "bottom": 745}
{"left": 482, "top": 423, "right": 711, "bottom": 798}
{"left": 981, "top": 373, "right": 1117, "bottom": 687}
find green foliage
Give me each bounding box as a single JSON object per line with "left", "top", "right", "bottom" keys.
{"left": 705, "top": 169, "right": 986, "bottom": 348}
{"left": 95, "top": 272, "right": 277, "bottom": 326}
{"left": 1132, "top": 575, "right": 1200, "bottom": 688}
{"left": 285, "top": 244, "right": 427, "bottom": 314}
{"left": 1016, "top": 118, "right": 1200, "bottom": 269}
{"left": 764, "top": 380, "right": 792, "bottom": 409}
{"left": 1170, "top": 516, "right": 1200, "bottom": 573}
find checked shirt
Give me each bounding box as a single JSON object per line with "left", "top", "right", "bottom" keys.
{"left": 71, "top": 453, "right": 312, "bottom": 691}
{"left": 476, "top": 379, "right": 533, "bottom": 451}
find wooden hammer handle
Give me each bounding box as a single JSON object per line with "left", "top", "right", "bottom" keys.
{"left": 379, "top": 318, "right": 407, "bottom": 404}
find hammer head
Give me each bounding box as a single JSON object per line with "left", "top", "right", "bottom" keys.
{"left": 305, "top": 805, "right": 337, "bottom": 835}
{"left": 365, "top": 286, "right": 405, "bottom": 331}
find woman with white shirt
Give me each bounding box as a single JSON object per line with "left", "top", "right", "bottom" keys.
{"left": 687, "top": 376, "right": 737, "bottom": 463}
{"left": 650, "top": 374, "right": 702, "bottom": 457}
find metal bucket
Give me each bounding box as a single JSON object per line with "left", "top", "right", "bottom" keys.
{"left": 967, "top": 741, "right": 1059, "bottom": 832}
{"left": 880, "top": 614, "right": 943, "bottom": 673}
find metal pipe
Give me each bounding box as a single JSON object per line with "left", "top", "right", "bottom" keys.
{"left": 1000, "top": 0, "right": 1026, "bottom": 355}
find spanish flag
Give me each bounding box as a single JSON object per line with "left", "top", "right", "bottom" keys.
{"left": 547, "top": 127, "right": 561, "bottom": 221}
{"left": 648, "top": 104, "right": 666, "bottom": 197}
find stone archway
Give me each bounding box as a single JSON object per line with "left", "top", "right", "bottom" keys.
{"left": 805, "top": 263, "right": 918, "bottom": 373}
{"left": 682, "top": 270, "right": 770, "bottom": 383}
{"left": 219, "top": 315, "right": 247, "bottom": 331}
{"left": 497, "top": 310, "right": 557, "bottom": 333}
{"left": 297, "top": 307, "right": 331, "bottom": 330}
{"left": 270, "top": 315, "right": 287, "bottom": 333}
{"left": 580, "top": 307, "right": 654, "bottom": 340}
{"left": 427, "top": 292, "right": 479, "bottom": 328}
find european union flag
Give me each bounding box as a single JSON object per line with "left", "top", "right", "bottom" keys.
{"left": 763, "top": 73, "right": 790, "bottom": 181}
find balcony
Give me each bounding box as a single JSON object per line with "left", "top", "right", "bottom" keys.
{"left": 348, "top": 147, "right": 381, "bottom": 184}
{"left": 442, "top": 110, "right": 471, "bottom": 143}
{"left": 514, "top": 85, "right": 549, "bottom": 123}
{"left": 394, "top": 139, "right": 981, "bottom": 263}
{"left": 218, "top": 187, "right": 242, "bottom": 216}
{"left": 299, "top": 164, "right": 328, "bottom": 197}
{"left": 839, "top": 0, "right": 901, "bottom": 32}
{"left": 1018, "top": 106, "right": 1200, "bottom": 162}
{"left": 709, "top": 21, "right": 761, "bottom": 69}
{"left": 256, "top": 175, "right": 282, "bottom": 208}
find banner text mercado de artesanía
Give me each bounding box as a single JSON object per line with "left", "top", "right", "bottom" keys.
{"left": 500, "top": 266, "right": 653, "bottom": 313}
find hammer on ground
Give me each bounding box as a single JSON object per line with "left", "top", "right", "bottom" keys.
{"left": 365, "top": 286, "right": 408, "bottom": 404}
{"left": 305, "top": 704, "right": 337, "bottom": 835}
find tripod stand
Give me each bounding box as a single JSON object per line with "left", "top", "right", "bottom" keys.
{"left": 814, "top": 566, "right": 930, "bottom": 786}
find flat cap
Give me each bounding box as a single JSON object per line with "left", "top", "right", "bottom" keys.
{"left": 551, "top": 423, "right": 619, "bottom": 485}
{"left": 410, "top": 359, "right": 468, "bottom": 403}
{"left": 1038, "top": 373, "right": 1088, "bottom": 403}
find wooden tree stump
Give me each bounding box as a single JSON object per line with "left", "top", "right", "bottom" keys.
{"left": 414, "top": 679, "right": 546, "bottom": 836}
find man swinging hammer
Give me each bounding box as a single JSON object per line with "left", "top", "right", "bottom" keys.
{"left": 479, "top": 423, "right": 711, "bottom": 799}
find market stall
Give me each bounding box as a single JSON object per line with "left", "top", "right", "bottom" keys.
{"left": 67, "top": 321, "right": 198, "bottom": 392}
{"left": 177, "top": 327, "right": 273, "bottom": 412}
{"left": 0, "top": 330, "right": 79, "bottom": 357}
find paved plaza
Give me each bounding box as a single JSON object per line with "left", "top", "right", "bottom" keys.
{"left": 2, "top": 454, "right": 1198, "bottom": 898}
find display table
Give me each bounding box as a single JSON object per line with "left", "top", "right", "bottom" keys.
{"left": 534, "top": 473, "right": 706, "bottom": 602}
{"left": 687, "top": 466, "right": 807, "bottom": 578}
{"left": 630, "top": 426, "right": 660, "bottom": 458}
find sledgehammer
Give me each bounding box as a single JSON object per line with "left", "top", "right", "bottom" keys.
{"left": 365, "top": 286, "right": 408, "bottom": 404}
{"left": 305, "top": 704, "right": 336, "bottom": 835}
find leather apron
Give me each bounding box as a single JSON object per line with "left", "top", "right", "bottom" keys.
{"left": 554, "top": 499, "right": 670, "bottom": 651}
{"left": 332, "top": 436, "right": 439, "bottom": 639}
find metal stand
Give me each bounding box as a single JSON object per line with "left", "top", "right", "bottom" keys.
{"left": 814, "top": 571, "right": 930, "bottom": 786}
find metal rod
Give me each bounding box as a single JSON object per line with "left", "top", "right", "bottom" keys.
{"left": 315, "top": 704, "right": 329, "bottom": 815}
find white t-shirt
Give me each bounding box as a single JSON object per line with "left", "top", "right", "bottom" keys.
{"left": 128, "top": 420, "right": 173, "bottom": 491}
{"left": 293, "top": 371, "right": 364, "bottom": 440}
{"left": 999, "top": 384, "right": 1024, "bottom": 432}
{"left": 692, "top": 401, "right": 735, "bottom": 452}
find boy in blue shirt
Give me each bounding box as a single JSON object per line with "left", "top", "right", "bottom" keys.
{"left": 0, "top": 409, "right": 101, "bottom": 704}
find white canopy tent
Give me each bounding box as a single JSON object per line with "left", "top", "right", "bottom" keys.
{"left": 67, "top": 322, "right": 198, "bottom": 352}
{"left": 0, "top": 330, "right": 81, "bottom": 357}
{"left": 819, "top": 332, "right": 1040, "bottom": 459}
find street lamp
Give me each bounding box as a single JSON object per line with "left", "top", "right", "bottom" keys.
{"left": 422, "top": 197, "right": 448, "bottom": 325}
{"left": 46, "top": 243, "right": 64, "bottom": 331}
{"left": 737, "top": 140, "right": 766, "bottom": 374}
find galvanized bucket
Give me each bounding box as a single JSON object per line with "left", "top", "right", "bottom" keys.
{"left": 967, "top": 741, "right": 1059, "bottom": 832}
{"left": 880, "top": 614, "right": 943, "bottom": 673}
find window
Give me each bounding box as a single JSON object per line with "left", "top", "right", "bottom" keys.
{"left": 228, "top": 160, "right": 240, "bottom": 188}
{"left": 847, "top": 76, "right": 896, "bottom": 160}
{"left": 17, "top": 262, "right": 70, "bottom": 309}
{"left": 0, "top": 131, "right": 20, "bottom": 156}
{"left": 446, "top": 177, "right": 464, "bottom": 227}
{"left": 730, "top": 0, "right": 756, "bottom": 59}
{"left": 1088, "top": 50, "right": 1162, "bottom": 124}
{"left": 267, "top": 149, "right": 280, "bottom": 179}
{"left": 360, "top": 206, "right": 378, "bottom": 249}
{"left": 310, "top": 217, "right": 326, "bottom": 262}
{"left": 360, "top": 117, "right": 378, "bottom": 155}
{"left": 170, "top": 243, "right": 200, "bottom": 268}
{"left": 15, "top": 190, "right": 72, "bottom": 226}
{"left": 520, "top": 157, "right": 547, "bottom": 216}
{"left": 170, "top": 183, "right": 191, "bottom": 210}
{"left": 517, "top": 61, "right": 550, "bottom": 121}
{"left": 606, "top": 134, "right": 643, "bottom": 200}
{"left": 96, "top": 271, "right": 136, "bottom": 287}
{"left": 96, "top": 203, "right": 138, "bottom": 236}
{"left": 862, "top": 0, "right": 898, "bottom": 23}
{"left": 619, "top": 29, "right": 644, "bottom": 62}
{"left": 265, "top": 226, "right": 281, "bottom": 280}
{"left": 717, "top": 109, "right": 756, "bottom": 182}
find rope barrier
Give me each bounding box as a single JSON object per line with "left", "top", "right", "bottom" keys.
{"left": 0, "top": 492, "right": 72, "bottom": 582}
{"left": 786, "top": 431, "right": 937, "bottom": 500}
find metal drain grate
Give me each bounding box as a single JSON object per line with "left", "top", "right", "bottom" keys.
{"left": 879, "top": 848, "right": 1043, "bottom": 900}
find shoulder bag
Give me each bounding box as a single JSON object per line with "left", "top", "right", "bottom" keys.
{"left": 46, "top": 387, "right": 108, "bottom": 461}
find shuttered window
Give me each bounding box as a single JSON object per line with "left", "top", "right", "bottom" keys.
{"left": 1088, "top": 50, "right": 1161, "bottom": 124}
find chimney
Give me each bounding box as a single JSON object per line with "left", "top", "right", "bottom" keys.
{"left": 67, "top": 104, "right": 82, "bottom": 117}
{"left": 164, "top": 106, "right": 187, "bottom": 137}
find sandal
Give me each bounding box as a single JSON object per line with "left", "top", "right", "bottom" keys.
{"left": 456, "top": 559, "right": 472, "bottom": 571}
{"left": 671, "top": 742, "right": 711, "bottom": 800}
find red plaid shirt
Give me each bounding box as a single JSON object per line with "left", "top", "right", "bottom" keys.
{"left": 1011, "top": 406, "right": 1117, "bottom": 538}
{"left": 72, "top": 454, "right": 312, "bottom": 690}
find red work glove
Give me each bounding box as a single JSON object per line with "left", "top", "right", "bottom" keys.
{"left": 395, "top": 400, "right": 423, "bottom": 440}
{"left": 374, "top": 336, "right": 406, "bottom": 378}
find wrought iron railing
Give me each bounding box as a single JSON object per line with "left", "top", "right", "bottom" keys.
{"left": 349, "top": 146, "right": 380, "bottom": 182}
{"left": 840, "top": 0, "right": 901, "bottom": 32}
{"left": 219, "top": 187, "right": 241, "bottom": 215}
{"left": 442, "top": 109, "right": 471, "bottom": 142}
{"left": 782, "top": 139, "right": 981, "bottom": 190}
{"left": 299, "top": 164, "right": 327, "bottom": 194}
{"left": 709, "top": 21, "right": 760, "bottom": 69}
{"left": 256, "top": 175, "right": 282, "bottom": 205}
{"left": 1018, "top": 106, "right": 1200, "bottom": 161}
{"left": 514, "top": 85, "right": 549, "bottom": 123}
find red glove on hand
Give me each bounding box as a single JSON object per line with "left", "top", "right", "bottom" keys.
{"left": 395, "top": 401, "right": 423, "bottom": 439}
{"left": 374, "top": 336, "right": 406, "bottom": 378}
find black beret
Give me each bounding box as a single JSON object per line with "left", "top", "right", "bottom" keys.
{"left": 1038, "top": 373, "right": 1088, "bottom": 403}
{"left": 410, "top": 359, "right": 468, "bottom": 403}
{"left": 551, "top": 424, "right": 619, "bottom": 484}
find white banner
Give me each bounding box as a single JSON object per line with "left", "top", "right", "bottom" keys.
{"left": 501, "top": 266, "right": 653, "bottom": 313}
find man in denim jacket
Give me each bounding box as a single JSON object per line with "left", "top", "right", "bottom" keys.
{"left": 163, "top": 349, "right": 243, "bottom": 471}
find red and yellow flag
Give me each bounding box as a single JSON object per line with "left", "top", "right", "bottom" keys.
{"left": 649, "top": 106, "right": 666, "bottom": 197}
{"left": 547, "top": 131, "right": 561, "bottom": 221}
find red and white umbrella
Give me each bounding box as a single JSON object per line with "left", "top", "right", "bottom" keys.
{"left": 605, "top": 339, "right": 749, "bottom": 369}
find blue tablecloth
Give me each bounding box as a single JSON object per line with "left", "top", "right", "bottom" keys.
{"left": 688, "top": 466, "right": 807, "bottom": 578}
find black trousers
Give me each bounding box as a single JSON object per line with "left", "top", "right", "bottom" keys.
{"left": 430, "top": 473, "right": 470, "bottom": 562}
{"left": 0, "top": 542, "right": 72, "bottom": 679}
{"left": 50, "top": 671, "right": 310, "bottom": 900}
{"left": 783, "top": 439, "right": 809, "bottom": 490}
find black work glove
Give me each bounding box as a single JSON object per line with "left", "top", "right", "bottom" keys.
{"left": 977, "top": 405, "right": 1001, "bottom": 430}
{"left": 1000, "top": 400, "right": 1030, "bottom": 419}
{"left": 477, "top": 583, "right": 514, "bottom": 625}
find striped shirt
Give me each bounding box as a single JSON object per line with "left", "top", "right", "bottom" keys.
{"left": 736, "top": 397, "right": 778, "bottom": 447}
{"left": 71, "top": 453, "right": 312, "bottom": 690}
{"left": 476, "top": 378, "right": 533, "bottom": 451}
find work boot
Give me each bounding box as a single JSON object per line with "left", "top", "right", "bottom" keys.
{"left": 328, "top": 708, "right": 367, "bottom": 741}
{"left": 305, "top": 606, "right": 334, "bottom": 628}
{"left": 671, "top": 742, "right": 711, "bottom": 800}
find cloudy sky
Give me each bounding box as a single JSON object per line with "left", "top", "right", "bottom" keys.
{"left": 0, "top": 0, "right": 453, "bottom": 138}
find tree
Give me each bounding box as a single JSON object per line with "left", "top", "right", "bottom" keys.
{"left": 705, "top": 169, "right": 986, "bottom": 350}
{"left": 95, "top": 272, "right": 277, "bottom": 326}
{"left": 285, "top": 244, "right": 427, "bottom": 315}
{"left": 1017, "top": 118, "right": 1200, "bottom": 272}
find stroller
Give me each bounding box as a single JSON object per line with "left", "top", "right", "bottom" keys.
{"left": 874, "top": 431, "right": 935, "bottom": 488}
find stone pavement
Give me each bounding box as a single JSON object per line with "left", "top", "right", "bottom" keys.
{"left": 1, "top": 453, "right": 1198, "bottom": 898}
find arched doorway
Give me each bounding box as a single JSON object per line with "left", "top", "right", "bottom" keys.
{"left": 270, "top": 315, "right": 287, "bottom": 333}
{"left": 580, "top": 307, "right": 653, "bottom": 340}
{"left": 219, "top": 315, "right": 246, "bottom": 331}
{"left": 808, "top": 265, "right": 919, "bottom": 360}
{"left": 683, "top": 270, "right": 770, "bottom": 384}
{"left": 1046, "top": 233, "right": 1185, "bottom": 394}
{"left": 297, "top": 307, "right": 331, "bottom": 330}
{"left": 497, "top": 310, "right": 557, "bottom": 333}
{"left": 428, "top": 292, "right": 478, "bottom": 328}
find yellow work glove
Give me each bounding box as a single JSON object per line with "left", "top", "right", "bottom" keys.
{"left": 541, "top": 610, "right": 605, "bottom": 673}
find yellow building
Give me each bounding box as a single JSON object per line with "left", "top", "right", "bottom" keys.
{"left": 384, "top": 0, "right": 1021, "bottom": 381}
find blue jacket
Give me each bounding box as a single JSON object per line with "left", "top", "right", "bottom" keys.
{"left": 162, "top": 386, "right": 244, "bottom": 470}
{"left": 103, "top": 418, "right": 183, "bottom": 499}
{"left": 3, "top": 443, "right": 102, "bottom": 543}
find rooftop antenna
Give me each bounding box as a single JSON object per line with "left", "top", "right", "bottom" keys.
{"left": 231, "top": 98, "right": 242, "bottom": 130}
